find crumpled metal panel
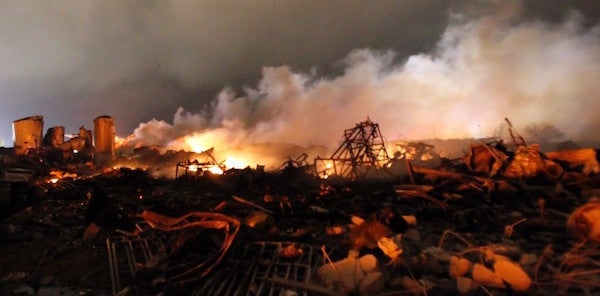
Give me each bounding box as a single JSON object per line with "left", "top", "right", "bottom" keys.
{"left": 463, "top": 143, "right": 508, "bottom": 177}
{"left": 504, "top": 145, "right": 563, "bottom": 179}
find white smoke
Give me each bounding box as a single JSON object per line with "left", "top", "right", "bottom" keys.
{"left": 123, "top": 4, "right": 600, "bottom": 160}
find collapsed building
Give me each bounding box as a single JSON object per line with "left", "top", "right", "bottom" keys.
{"left": 10, "top": 114, "right": 115, "bottom": 164}
{"left": 2, "top": 117, "right": 600, "bottom": 295}
{"left": 1, "top": 115, "right": 116, "bottom": 218}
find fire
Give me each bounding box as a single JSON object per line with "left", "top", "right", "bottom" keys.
{"left": 115, "top": 136, "right": 127, "bottom": 148}
{"left": 224, "top": 156, "right": 249, "bottom": 169}
{"left": 186, "top": 139, "right": 208, "bottom": 153}
{"left": 183, "top": 133, "right": 223, "bottom": 153}
{"left": 177, "top": 159, "right": 225, "bottom": 176}
{"left": 207, "top": 165, "right": 224, "bottom": 175}
{"left": 180, "top": 132, "right": 256, "bottom": 171}
{"left": 188, "top": 163, "right": 199, "bottom": 172}
{"left": 182, "top": 156, "right": 251, "bottom": 175}
{"left": 317, "top": 160, "right": 335, "bottom": 179}
{"left": 46, "top": 169, "right": 77, "bottom": 184}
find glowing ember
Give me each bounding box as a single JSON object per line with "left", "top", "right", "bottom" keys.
{"left": 47, "top": 169, "right": 77, "bottom": 183}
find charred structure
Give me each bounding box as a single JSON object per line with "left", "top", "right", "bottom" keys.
{"left": 175, "top": 148, "right": 226, "bottom": 178}
{"left": 8, "top": 114, "right": 116, "bottom": 165}
{"left": 12, "top": 115, "right": 44, "bottom": 156}
{"left": 93, "top": 115, "right": 116, "bottom": 165}
{"left": 315, "top": 119, "right": 391, "bottom": 179}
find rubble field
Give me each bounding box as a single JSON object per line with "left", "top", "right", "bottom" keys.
{"left": 2, "top": 130, "right": 600, "bottom": 295}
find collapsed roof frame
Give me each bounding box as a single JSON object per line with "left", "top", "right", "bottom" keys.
{"left": 175, "top": 148, "right": 226, "bottom": 178}
{"left": 315, "top": 119, "right": 391, "bottom": 179}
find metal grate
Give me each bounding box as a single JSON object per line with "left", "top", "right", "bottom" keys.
{"left": 107, "top": 222, "right": 326, "bottom": 296}
{"left": 192, "top": 242, "right": 323, "bottom": 296}
{"left": 106, "top": 223, "right": 169, "bottom": 295}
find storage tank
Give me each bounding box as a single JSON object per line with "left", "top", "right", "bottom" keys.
{"left": 43, "top": 126, "right": 65, "bottom": 148}
{"left": 94, "top": 115, "right": 115, "bottom": 163}
{"left": 12, "top": 115, "right": 44, "bottom": 155}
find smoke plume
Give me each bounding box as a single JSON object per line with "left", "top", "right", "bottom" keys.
{"left": 122, "top": 3, "right": 600, "bottom": 168}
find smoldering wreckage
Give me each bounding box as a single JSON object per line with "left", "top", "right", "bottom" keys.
{"left": 1, "top": 115, "right": 600, "bottom": 296}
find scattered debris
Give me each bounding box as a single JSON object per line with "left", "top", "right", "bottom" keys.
{"left": 2, "top": 118, "right": 600, "bottom": 296}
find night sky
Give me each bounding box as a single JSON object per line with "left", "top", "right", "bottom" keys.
{"left": 1, "top": 1, "right": 600, "bottom": 149}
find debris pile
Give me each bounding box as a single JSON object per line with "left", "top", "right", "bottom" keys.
{"left": 2, "top": 119, "right": 600, "bottom": 295}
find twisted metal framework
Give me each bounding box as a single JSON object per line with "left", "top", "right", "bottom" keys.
{"left": 175, "top": 148, "right": 226, "bottom": 178}
{"left": 315, "top": 119, "right": 391, "bottom": 179}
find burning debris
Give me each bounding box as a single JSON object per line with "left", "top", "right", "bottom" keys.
{"left": 2, "top": 116, "right": 600, "bottom": 295}
{"left": 175, "top": 148, "right": 226, "bottom": 178}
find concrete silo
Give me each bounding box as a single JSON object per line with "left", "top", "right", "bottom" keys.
{"left": 12, "top": 116, "right": 44, "bottom": 155}
{"left": 93, "top": 115, "right": 115, "bottom": 164}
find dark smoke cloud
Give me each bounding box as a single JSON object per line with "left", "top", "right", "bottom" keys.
{"left": 1, "top": 1, "right": 599, "bottom": 153}
{"left": 0, "top": 0, "right": 451, "bottom": 145}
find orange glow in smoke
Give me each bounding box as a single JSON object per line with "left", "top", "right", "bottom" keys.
{"left": 318, "top": 160, "right": 334, "bottom": 179}
{"left": 207, "top": 165, "right": 224, "bottom": 175}
{"left": 224, "top": 156, "right": 249, "bottom": 169}
{"left": 181, "top": 133, "right": 256, "bottom": 171}
{"left": 115, "top": 136, "right": 127, "bottom": 148}
{"left": 184, "top": 134, "right": 215, "bottom": 153}
{"left": 188, "top": 164, "right": 199, "bottom": 172}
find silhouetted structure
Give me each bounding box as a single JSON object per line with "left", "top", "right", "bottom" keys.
{"left": 315, "top": 119, "right": 391, "bottom": 179}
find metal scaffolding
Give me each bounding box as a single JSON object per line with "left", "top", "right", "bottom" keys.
{"left": 315, "top": 119, "right": 391, "bottom": 179}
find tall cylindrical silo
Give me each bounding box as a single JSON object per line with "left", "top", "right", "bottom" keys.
{"left": 94, "top": 115, "right": 115, "bottom": 163}
{"left": 12, "top": 115, "right": 44, "bottom": 155}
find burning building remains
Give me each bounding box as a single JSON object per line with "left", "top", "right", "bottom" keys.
{"left": 2, "top": 114, "right": 600, "bottom": 295}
